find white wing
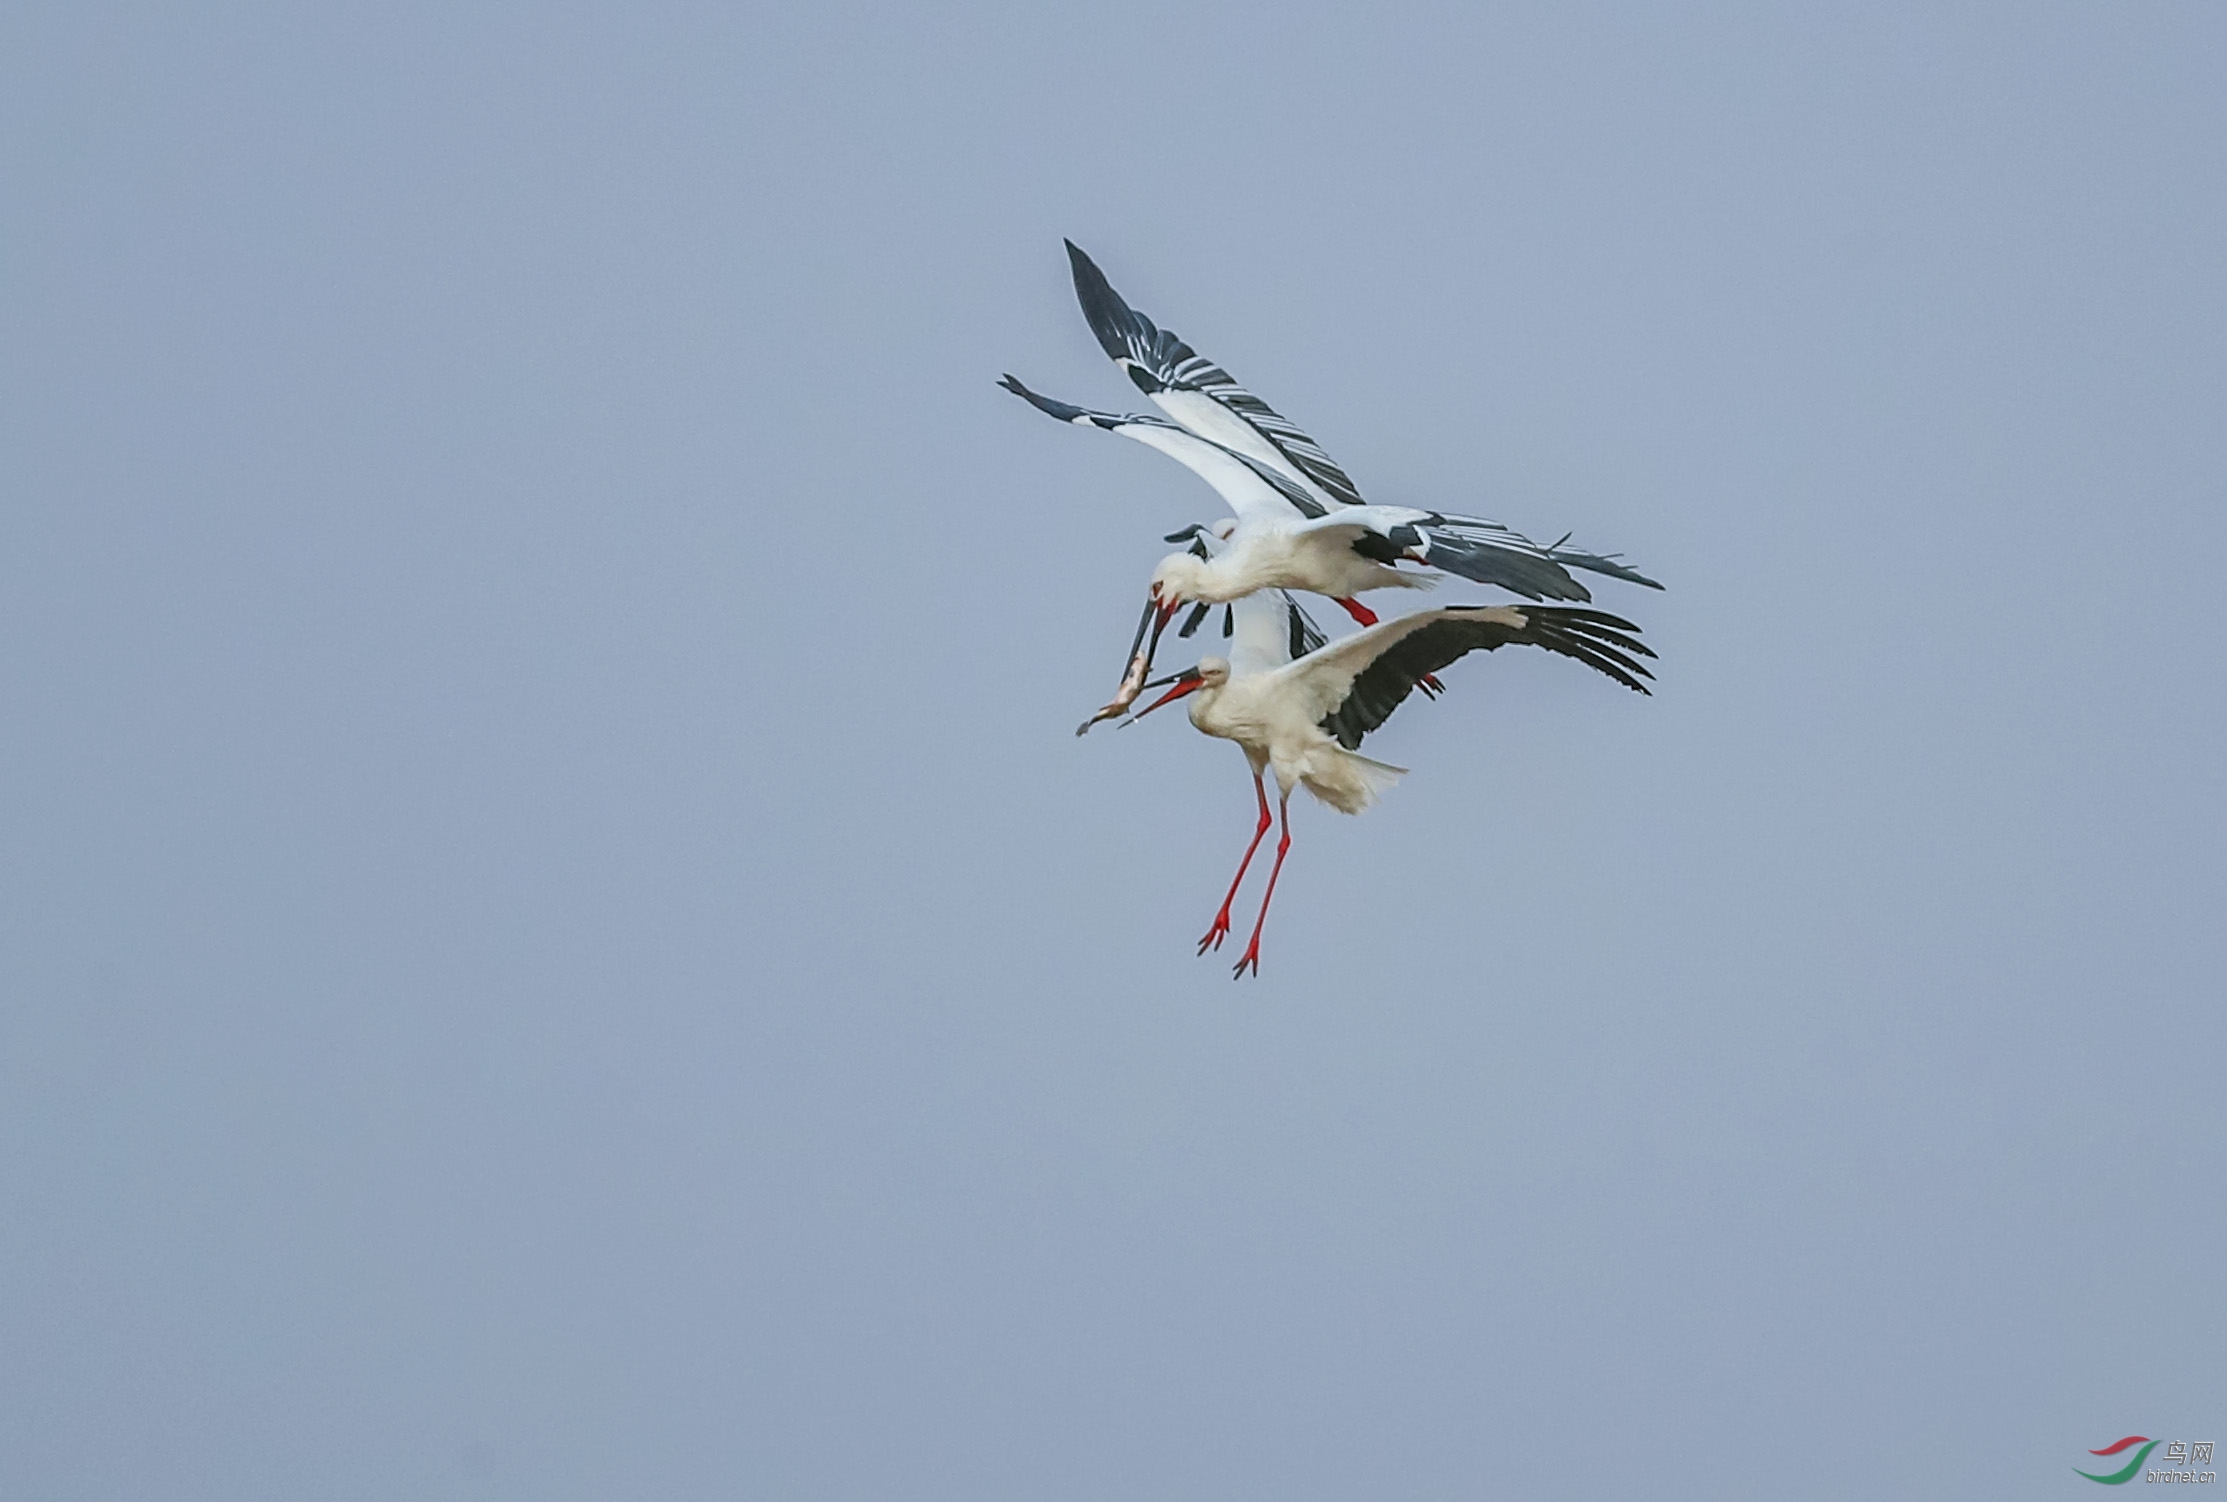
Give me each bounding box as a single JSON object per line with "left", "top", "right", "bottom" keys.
{"left": 1000, "top": 376, "right": 1325, "bottom": 523}
{"left": 1061, "top": 245, "right": 1670, "bottom": 597}
{"left": 1067, "top": 241, "right": 1365, "bottom": 512}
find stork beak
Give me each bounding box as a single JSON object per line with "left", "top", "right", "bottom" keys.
{"left": 1074, "top": 596, "right": 1193, "bottom": 737}
{"left": 1130, "top": 668, "right": 1204, "bottom": 721}
{"left": 1121, "top": 594, "right": 1157, "bottom": 664}
{"left": 1143, "top": 593, "right": 1185, "bottom": 661}
{"left": 1131, "top": 592, "right": 1183, "bottom": 682}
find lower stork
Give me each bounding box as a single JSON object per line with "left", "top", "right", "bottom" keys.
{"left": 1132, "top": 598, "right": 1654, "bottom": 976}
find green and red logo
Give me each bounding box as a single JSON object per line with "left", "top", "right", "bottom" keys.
{"left": 2078, "top": 1435, "right": 2215, "bottom": 1484}
{"left": 2076, "top": 1436, "right": 2158, "bottom": 1485}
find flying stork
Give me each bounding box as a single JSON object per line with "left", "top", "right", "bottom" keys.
{"left": 1130, "top": 593, "right": 1655, "bottom": 977}
{"left": 1000, "top": 373, "right": 1623, "bottom": 614}
{"left": 1050, "top": 240, "right": 1658, "bottom": 601}
{"left": 1008, "top": 372, "right": 1615, "bottom": 729}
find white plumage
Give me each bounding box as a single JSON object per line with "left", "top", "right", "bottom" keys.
{"left": 1003, "top": 239, "right": 1666, "bottom": 971}
{"left": 1134, "top": 594, "right": 1653, "bottom": 975}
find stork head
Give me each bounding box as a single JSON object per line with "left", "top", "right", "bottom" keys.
{"left": 1148, "top": 551, "right": 1210, "bottom": 612}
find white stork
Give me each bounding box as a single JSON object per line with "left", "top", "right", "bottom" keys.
{"left": 1000, "top": 374, "right": 1617, "bottom": 616}
{"left": 1047, "top": 240, "right": 1658, "bottom": 599}
{"left": 1130, "top": 593, "right": 1654, "bottom": 977}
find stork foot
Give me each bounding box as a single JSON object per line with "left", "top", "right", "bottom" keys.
{"left": 1197, "top": 909, "right": 1234, "bottom": 955}
{"left": 1231, "top": 941, "right": 1262, "bottom": 979}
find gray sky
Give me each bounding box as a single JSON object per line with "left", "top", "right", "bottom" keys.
{"left": 5, "top": 3, "right": 2223, "bottom": 1497}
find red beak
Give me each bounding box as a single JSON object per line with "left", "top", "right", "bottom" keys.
{"left": 1126, "top": 595, "right": 1184, "bottom": 686}
{"left": 1132, "top": 670, "right": 1204, "bottom": 719}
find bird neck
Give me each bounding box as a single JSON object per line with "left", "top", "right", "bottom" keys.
{"left": 1186, "top": 552, "right": 1261, "bottom": 604}
{"left": 1186, "top": 680, "right": 1231, "bottom": 731}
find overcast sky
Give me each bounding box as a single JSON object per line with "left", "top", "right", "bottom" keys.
{"left": 5, "top": 3, "right": 2224, "bottom": 1498}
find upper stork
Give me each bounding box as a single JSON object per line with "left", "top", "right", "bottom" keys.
{"left": 1001, "top": 375, "right": 1614, "bottom": 614}
{"left": 1043, "top": 240, "right": 1660, "bottom": 601}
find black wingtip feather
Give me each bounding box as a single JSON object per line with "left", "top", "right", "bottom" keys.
{"left": 1548, "top": 548, "right": 1666, "bottom": 590}
{"left": 1516, "top": 608, "right": 1657, "bottom": 694}
{"left": 1424, "top": 534, "right": 1593, "bottom": 602}
{"left": 998, "top": 374, "right": 1088, "bottom": 424}
{"left": 1065, "top": 241, "right": 1138, "bottom": 364}
{"left": 1321, "top": 606, "right": 1659, "bottom": 748}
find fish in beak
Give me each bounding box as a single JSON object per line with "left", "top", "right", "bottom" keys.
{"left": 1073, "top": 592, "right": 1187, "bottom": 735}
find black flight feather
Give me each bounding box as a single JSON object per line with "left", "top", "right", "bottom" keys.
{"left": 1320, "top": 606, "right": 1654, "bottom": 750}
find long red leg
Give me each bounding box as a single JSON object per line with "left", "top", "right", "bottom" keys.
{"left": 1334, "top": 597, "right": 1378, "bottom": 627}
{"left": 1232, "top": 789, "right": 1293, "bottom": 978}
{"left": 1199, "top": 770, "right": 1273, "bottom": 954}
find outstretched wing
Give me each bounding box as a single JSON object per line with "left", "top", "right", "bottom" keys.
{"left": 1056, "top": 246, "right": 1670, "bottom": 597}
{"left": 1066, "top": 241, "right": 1365, "bottom": 512}
{"left": 1408, "top": 529, "right": 1596, "bottom": 600}
{"left": 1285, "top": 605, "right": 1655, "bottom": 750}
{"left": 1289, "top": 506, "right": 1597, "bottom": 602}
{"left": 1537, "top": 544, "right": 1663, "bottom": 591}
{"left": 1000, "top": 375, "right": 1328, "bottom": 522}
